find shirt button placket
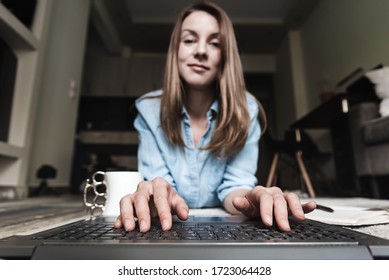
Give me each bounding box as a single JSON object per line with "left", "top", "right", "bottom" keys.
{"left": 183, "top": 119, "right": 199, "bottom": 206}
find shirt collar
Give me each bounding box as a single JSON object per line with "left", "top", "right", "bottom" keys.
{"left": 208, "top": 99, "right": 218, "bottom": 119}
{"left": 182, "top": 99, "right": 218, "bottom": 120}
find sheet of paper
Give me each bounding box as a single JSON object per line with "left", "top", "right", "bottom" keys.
{"left": 306, "top": 205, "right": 389, "bottom": 226}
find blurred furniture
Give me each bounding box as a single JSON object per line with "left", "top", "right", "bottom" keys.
{"left": 264, "top": 130, "right": 321, "bottom": 198}
{"left": 348, "top": 102, "right": 389, "bottom": 198}
{"left": 291, "top": 67, "right": 383, "bottom": 195}
{"left": 72, "top": 96, "right": 139, "bottom": 192}
{"left": 291, "top": 92, "right": 378, "bottom": 195}
{"left": 30, "top": 164, "right": 58, "bottom": 197}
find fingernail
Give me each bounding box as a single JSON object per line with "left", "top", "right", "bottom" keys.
{"left": 295, "top": 208, "right": 304, "bottom": 218}
{"left": 123, "top": 219, "right": 131, "bottom": 231}
{"left": 264, "top": 215, "right": 272, "bottom": 225}
{"left": 162, "top": 219, "right": 169, "bottom": 231}
{"left": 282, "top": 221, "right": 291, "bottom": 231}
{"left": 139, "top": 220, "right": 147, "bottom": 232}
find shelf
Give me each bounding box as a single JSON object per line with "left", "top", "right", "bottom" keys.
{"left": 79, "top": 131, "right": 138, "bottom": 144}
{"left": 77, "top": 96, "right": 137, "bottom": 131}
{"left": 78, "top": 131, "right": 138, "bottom": 156}
{"left": 83, "top": 143, "right": 138, "bottom": 156}
{"left": 0, "top": 4, "right": 38, "bottom": 50}
{"left": 0, "top": 141, "right": 23, "bottom": 159}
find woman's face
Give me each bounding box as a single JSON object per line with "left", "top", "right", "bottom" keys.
{"left": 178, "top": 11, "right": 221, "bottom": 91}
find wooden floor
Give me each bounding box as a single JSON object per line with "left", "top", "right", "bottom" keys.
{"left": 0, "top": 195, "right": 87, "bottom": 239}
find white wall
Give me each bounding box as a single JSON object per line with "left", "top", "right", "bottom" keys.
{"left": 274, "top": 34, "right": 296, "bottom": 138}
{"left": 300, "top": 0, "right": 389, "bottom": 110}
{"left": 28, "top": 0, "right": 91, "bottom": 187}
{"left": 272, "top": 0, "right": 389, "bottom": 148}
{"left": 241, "top": 54, "right": 275, "bottom": 73}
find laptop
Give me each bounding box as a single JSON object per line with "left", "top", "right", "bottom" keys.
{"left": 1, "top": 213, "right": 389, "bottom": 260}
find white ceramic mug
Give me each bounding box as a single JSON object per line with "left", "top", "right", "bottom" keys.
{"left": 104, "top": 171, "right": 143, "bottom": 216}
{"left": 83, "top": 171, "right": 143, "bottom": 216}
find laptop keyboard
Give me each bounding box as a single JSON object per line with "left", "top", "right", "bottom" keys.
{"left": 31, "top": 220, "right": 363, "bottom": 243}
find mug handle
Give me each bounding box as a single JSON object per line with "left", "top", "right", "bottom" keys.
{"left": 83, "top": 171, "right": 107, "bottom": 217}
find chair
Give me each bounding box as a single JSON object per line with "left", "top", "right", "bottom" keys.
{"left": 264, "top": 129, "right": 329, "bottom": 198}
{"left": 348, "top": 102, "right": 389, "bottom": 198}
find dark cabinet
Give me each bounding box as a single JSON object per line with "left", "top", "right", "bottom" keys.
{"left": 72, "top": 96, "right": 139, "bottom": 193}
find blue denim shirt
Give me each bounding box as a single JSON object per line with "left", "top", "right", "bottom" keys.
{"left": 134, "top": 90, "right": 261, "bottom": 208}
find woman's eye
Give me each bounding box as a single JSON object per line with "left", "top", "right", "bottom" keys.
{"left": 210, "top": 41, "right": 220, "bottom": 48}
{"left": 183, "top": 38, "right": 195, "bottom": 44}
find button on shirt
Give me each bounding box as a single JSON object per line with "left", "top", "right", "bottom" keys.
{"left": 134, "top": 90, "right": 261, "bottom": 208}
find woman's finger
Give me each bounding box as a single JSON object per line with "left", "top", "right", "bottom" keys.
{"left": 171, "top": 193, "right": 190, "bottom": 221}
{"left": 284, "top": 192, "right": 305, "bottom": 221}
{"left": 153, "top": 179, "right": 174, "bottom": 231}
{"left": 117, "top": 195, "right": 136, "bottom": 231}
{"left": 273, "top": 193, "right": 290, "bottom": 231}
{"left": 256, "top": 190, "right": 274, "bottom": 226}
{"left": 133, "top": 183, "right": 153, "bottom": 232}
{"left": 302, "top": 201, "right": 317, "bottom": 213}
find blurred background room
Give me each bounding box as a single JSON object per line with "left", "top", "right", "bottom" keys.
{"left": 0, "top": 0, "right": 389, "bottom": 203}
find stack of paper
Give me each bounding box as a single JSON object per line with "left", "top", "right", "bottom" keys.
{"left": 306, "top": 205, "right": 389, "bottom": 226}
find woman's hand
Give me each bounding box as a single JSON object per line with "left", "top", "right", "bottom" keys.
{"left": 114, "top": 177, "right": 189, "bottom": 232}
{"left": 228, "top": 185, "right": 317, "bottom": 231}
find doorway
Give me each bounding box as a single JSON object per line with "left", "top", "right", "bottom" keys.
{"left": 244, "top": 73, "right": 275, "bottom": 186}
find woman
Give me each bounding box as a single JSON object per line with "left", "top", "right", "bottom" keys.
{"left": 115, "top": 1, "right": 316, "bottom": 233}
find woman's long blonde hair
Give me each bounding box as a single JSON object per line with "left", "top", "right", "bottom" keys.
{"left": 161, "top": 1, "right": 265, "bottom": 158}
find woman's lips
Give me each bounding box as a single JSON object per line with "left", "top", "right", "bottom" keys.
{"left": 188, "top": 63, "right": 209, "bottom": 72}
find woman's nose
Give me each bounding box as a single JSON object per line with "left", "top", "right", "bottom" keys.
{"left": 194, "top": 41, "right": 207, "bottom": 57}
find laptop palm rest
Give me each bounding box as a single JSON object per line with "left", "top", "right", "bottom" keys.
{"left": 31, "top": 244, "right": 373, "bottom": 260}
